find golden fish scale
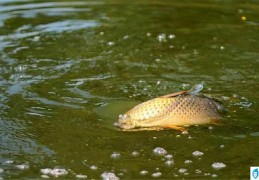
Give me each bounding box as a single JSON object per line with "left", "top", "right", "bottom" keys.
{"left": 125, "top": 95, "right": 220, "bottom": 127}
{"left": 126, "top": 97, "right": 176, "bottom": 120}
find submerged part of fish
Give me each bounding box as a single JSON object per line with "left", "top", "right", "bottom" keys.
{"left": 116, "top": 84, "right": 225, "bottom": 131}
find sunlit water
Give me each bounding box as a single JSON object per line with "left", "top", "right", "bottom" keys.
{"left": 0, "top": 0, "right": 258, "bottom": 179}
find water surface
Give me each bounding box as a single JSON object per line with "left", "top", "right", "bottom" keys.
{"left": 0, "top": 0, "right": 258, "bottom": 179}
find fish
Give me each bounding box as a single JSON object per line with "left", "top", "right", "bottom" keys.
{"left": 115, "top": 83, "right": 225, "bottom": 131}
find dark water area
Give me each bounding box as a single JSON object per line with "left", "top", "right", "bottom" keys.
{"left": 0, "top": 0, "right": 258, "bottom": 179}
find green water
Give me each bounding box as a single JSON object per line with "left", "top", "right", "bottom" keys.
{"left": 0, "top": 0, "right": 258, "bottom": 179}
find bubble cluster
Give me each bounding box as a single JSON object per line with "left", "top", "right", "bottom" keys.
{"left": 101, "top": 172, "right": 119, "bottom": 180}
{"left": 153, "top": 147, "right": 167, "bottom": 156}
{"left": 184, "top": 160, "right": 193, "bottom": 164}
{"left": 110, "top": 152, "right": 121, "bottom": 159}
{"left": 157, "top": 33, "right": 167, "bottom": 42}
{"left": 41, "top": 166, "right": 68, "bottom": 177}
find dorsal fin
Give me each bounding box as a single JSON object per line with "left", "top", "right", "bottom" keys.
{"left": 161, "top": 91, "right": 187, "bottom": 98}
{"left": 187, "top": 83, "right": 204, "bottom": 95}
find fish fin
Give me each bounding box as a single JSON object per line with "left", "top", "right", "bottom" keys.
{"left": 120, "top": 127, "right": 164, "bottom": 131}
{"left": 161, "top": 91, "right": 187, "bottom": 98}
{"left": 162, "top": 125, "right": 186, "bottom": 131}
{"left": 187, "top": 83, "right": 204, "bottom": 95}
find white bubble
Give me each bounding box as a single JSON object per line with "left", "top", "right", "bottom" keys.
{"left": 76, "top": 174, "right": 87, "bottom": 179}
{"left": 41, "top": 168, "right": 52, "bottom": 174}
{"left": 178, "top": 168, "right": 187, "bottom": 173}
{"left": 211, "top": 174, "right": 218, "bottom": 177}
{"left": 41, "top": 175, "right": 50, "bottom": 178}
{"left": 195, "top": 169, "right": 202, "bottom": 174}
{"left": 192, "top": 151, "right": 204, "bottom": 157}
{"left": 33, "top": 36, "right": 40, "bottom": 42}
{"left": 176, "top": 135, "right": 181, "bottom": 138}
{"left": 164, "top": 154, "right": 173, "bottom": 159}
{"left": 107, "top": 41, "right": 115, "bottom": 46}
{"left": 101, "top": 172, "right": 119, "bottom": 180}
{"left": 146, "top": 32, "right": 151, "bottom": 36}
{"left": 16, "top": 163, "right": 29, "bottom": 170}
{"left": 152, "top": 172, "right": 162, "bottom": 178}
{"left": 131, "top": 151, "right": 140, "bottom": 157}
{"left": 211, "top": 162, "right": 226, "bottom": 170}
{"left": 208, "top": 126, "right": 214, "bottom": 130}
{"left": 165, "top": 160, "right": 174, "bottom": 166}
{"left": 184, "top": 160, "right": 193, "bottom": 164}
{"left": 123, "top": 35, "right": 129, "bottom": 39}
{"left": 90, "top": 165, "right": 98, "bottom": 170}
{"left": 181, "top": 131, "right": 189, "bottom": 135}
{"left": 220, "top": 145, "right": 225, "bottom": 149}
{"left": 153, "top": 147, "right": 167, "bottom": 156}
{"left": 155, "top": 58, "right": 161, "bottom": 62}
{"left": 140, "top": 170, "right": 148, "bottom": 175}
{"left": 111, "top": 152, "right": 121, "bottom": 159}
{"left": 51, "top": 167, "right": 68, "bottom": 177}
{"left": 157, "top": 33, "right": 167, "bottom": 42}
{"left": 220, "top": 46, "right": 225, "bottom": 50}
{"left": 168, "top": 34, "right": 176, "bottom": 39}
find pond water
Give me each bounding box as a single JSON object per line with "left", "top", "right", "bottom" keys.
{"left": 0, "top": 0, "right": 258, "bottom": 179}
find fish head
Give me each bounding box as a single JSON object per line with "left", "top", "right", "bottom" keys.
{"left": 116, "top": 114, "right": 136, "bottom": 129}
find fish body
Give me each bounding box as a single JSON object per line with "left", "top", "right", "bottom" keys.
{"left": 116, "top": 84, "right": 225, "bottom": 131}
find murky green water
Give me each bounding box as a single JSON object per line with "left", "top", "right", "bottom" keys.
{"left": 0, "top": 0, "right": 258, "bottom": 179}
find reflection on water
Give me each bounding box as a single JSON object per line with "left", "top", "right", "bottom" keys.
{"left": 0, "top": 0, "right": 258, "bottom": 179}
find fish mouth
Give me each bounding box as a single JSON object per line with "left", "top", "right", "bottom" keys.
{"left": 114, "top": 114, "right": 135, "bottom": 130}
